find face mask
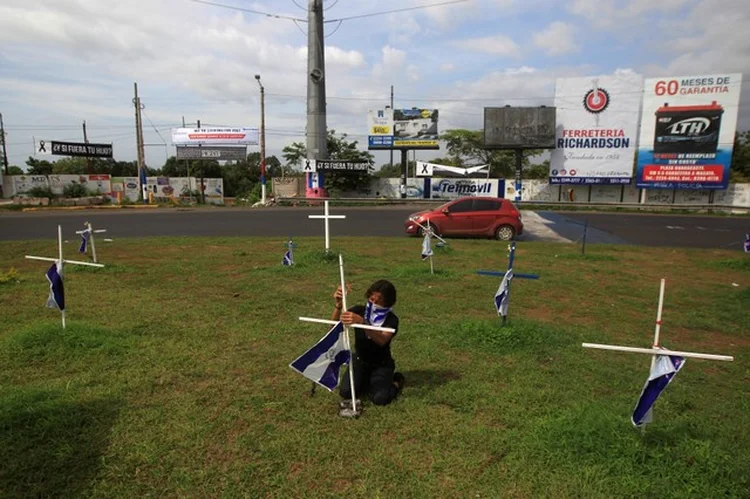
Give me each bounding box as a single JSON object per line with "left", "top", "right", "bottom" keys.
{"left": 365, "top": 301, "right": 392, "bottom": 327}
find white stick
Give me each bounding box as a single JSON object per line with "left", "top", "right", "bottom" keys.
{"left": 88, "top": 223, "right": 98, "bottom": 263}
{"left": 308, "top": 200, "right": 345, "bottom": 253}
{"left": 654, "top": 279, "right": 666, "bottom": 348}
{"left": 430, "top": 254, "right": 434, "bottom": 274}
{"left": 582, "top": 343, "right": 734, "bottom": 362}
{"left": 325, "top": 201, "right": 330, "bottom": 252}
{"left": 339, "top": 254, "right": 357, "bottom": 412}
{"left": 299, "top": 317, "right": 395, "bottom": 333}
{"left": 58, "top": 225, "right": 65, "bottom": 329}
{"left": 410, "top": 218, "right": 447, "bottom": 244}
{"left": 25, "top": 256, "right": 105, "bottom": 268}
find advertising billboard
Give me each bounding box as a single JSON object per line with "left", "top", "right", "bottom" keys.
{"left": 635, "top": 74, "right": 742, "bottom": 189}
{"left": 484, "top": 107, "right": 556, "bottom": 149}
{"left": 171, "top": 127, "right": 259, "bottom": 146}
{"left": 368, "top": 108, "right": 439, "bottom": 150}
{"left": 550, "top": 73, "right": 643, "bottom": 184}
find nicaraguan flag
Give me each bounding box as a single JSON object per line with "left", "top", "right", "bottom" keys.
{"left": 78, "top": 228, "right": 91, "bottom": 254}
{"left": 631, "top": 352, "right": 686, "bottom": 427}
{"left": 421, "top": 232, "right": 433, "bottom": 260}
{"left": 289, "top": 322, "right": 350, "bottom": 391}
{"left": 365, "top": 301, "right": 392, "bottom": 327}
{"left": 744, "top": 234, "right": 750, "bottom": 253}
{"left": 494, "top": 269, "right": 514, "bottom": 317}
{"left": 45, "top": 262, "right": 65, "bottom": 311}
{"left": 283, "top": 249, "right": 293, "bottom": 266}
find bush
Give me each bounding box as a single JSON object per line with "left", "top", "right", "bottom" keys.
{"left": 26, "top": 186, "right": 55, "bottom": 199}
{"left": 63, "top": 183, "right": 88, "bottom": 198}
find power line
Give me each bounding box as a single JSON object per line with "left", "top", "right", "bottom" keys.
{"left": 190, "top": 0, "right": 306, "bottom": 21}
{"left": 324, "top": 0, "right": 470, "bottom": 23}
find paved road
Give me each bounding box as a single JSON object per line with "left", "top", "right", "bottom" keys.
{"left": 0, "top": 206, "right": 747, "bottom": 250}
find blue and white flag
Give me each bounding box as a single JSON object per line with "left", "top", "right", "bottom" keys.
{"left": 45, "top": 262, "right": 65, "bottom": 312}
{"left": 365, "top": 301, "right": 392, "bottom": 327}
{"left": 283, "top": 249, "right": 293, "bottom": 266}
{"left": 631, "top": 352, "right": 686, "bottom": 427}
{"left": 421, "top": 233, "right": 433, "bottom": 260}
{"left": 78, "top": 228, "right": 91, "bottom": 254}
{"left": 744, "top": 234, "right": 750, "bottom": 253}
{"left": 290, "top": 322, "right": 350, "bottom": 391}
{"left": 494, "top": 269, "right": 514, "bottom": 317}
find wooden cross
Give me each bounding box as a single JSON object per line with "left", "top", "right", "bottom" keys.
{"left": 308, "top": 200, "right": 346, "bottom": 253}
{"left": 25, "top": 225, "right": 105, "bottom": 328}
{"left": 476, "top": 241, "right": 539, "bottom": 325}
{"left": 408, "top": 217, "right": 448, "bottom": 274}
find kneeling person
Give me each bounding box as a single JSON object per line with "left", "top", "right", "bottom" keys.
{"left": 333, "top": 280, "right": 404, "bottom": 406}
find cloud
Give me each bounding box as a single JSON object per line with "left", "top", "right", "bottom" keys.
{"left": 533, "top": 22, "right": 579, "bottom": 56}
{"left": 453, "top": 35, "right": 520, "bottom": 57}
{"left": 382, "top": 45, "right": 407, "bottom": 68}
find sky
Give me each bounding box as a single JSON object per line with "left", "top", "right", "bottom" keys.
{"left": 1, "top": 0, "right": 748, "bottom": 171}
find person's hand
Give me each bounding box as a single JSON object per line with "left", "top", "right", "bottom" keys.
{"left": 332, "top": 283, "right": 352, "bottom": 309}
{"left": 340, "top": 311, "right": 364, "bottom": 326}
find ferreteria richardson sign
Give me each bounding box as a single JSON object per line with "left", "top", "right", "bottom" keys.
{"left": 51, "top": 141, "right": 113, "bottom": 158}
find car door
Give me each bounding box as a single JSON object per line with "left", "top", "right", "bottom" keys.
{"left": 439, "top": 198, "right": 475, "bottom": 235}
{"left": 471, "top": 199, "right": 503, "bottom": 235}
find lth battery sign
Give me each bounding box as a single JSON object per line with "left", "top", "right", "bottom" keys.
{"left": 636, "top": 74, "right": 742, "bottom": 190}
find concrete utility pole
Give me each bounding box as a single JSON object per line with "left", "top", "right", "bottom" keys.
{"left": 133, "top": 83, "right": 146, "bottom": 202}
{"left": 0, "top": 112, "right": 8, "bottom": 175}
{"left": 255, "top": 74, "right": 267, "bottom": 204}
{"left": 306, "top": 0, "right": 327, "bottom": 192}
{"left": 389, "top": 85, "right": 394, "bottom": 172}
{"left": 83, "top": 120, "right": 92, "bottom": 173}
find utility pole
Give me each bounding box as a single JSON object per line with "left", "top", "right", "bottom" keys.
{"left": 255, "top": 74, "right": 267, "bottom": 204}
{"left": 389, "top": 85, "right": 394, "bottom": 172}
{"left": 306, "top": 0, "right": 327, "bottom": 194}
{"left": 0, "top": 112, "right": 8, "bottom": 176}
{"left": 182, "top": 116, "right": 193, "bottom": 204}
{"left": 197, "top": 119, "right": 205, "bottom": 204}
{"left": 133, "top": 82, "right": 146, "bottom": 202}
{"left": 82, "top": 120, "right": 92, "bottom": 173}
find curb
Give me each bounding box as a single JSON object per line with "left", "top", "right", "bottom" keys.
{"left": 21, "top": 204, "right": 163, "bottom": 212}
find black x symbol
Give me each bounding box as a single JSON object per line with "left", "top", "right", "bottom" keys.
{"left": 420, "top": 164, "right": 428, "bottom": 174}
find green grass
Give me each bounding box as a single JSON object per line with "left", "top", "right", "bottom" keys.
{"left": 1, "top": 236, "right": 749, "bottom": 498}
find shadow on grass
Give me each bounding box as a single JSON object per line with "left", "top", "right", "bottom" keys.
{"left": 0, "top": 390, "right": 121, "bottom": 498}
{"left": 400, "top": 369, "right": 461, "bottom": 397}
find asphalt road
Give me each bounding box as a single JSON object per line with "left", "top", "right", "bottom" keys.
{"left": 0, "top": 206, "right": 747, "bottom": 250}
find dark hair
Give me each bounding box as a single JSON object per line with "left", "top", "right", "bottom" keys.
{"left": 366, "top": 280, "right": 397, "bottom": 308}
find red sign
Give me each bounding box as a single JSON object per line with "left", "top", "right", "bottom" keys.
{"left": 641, "top": 165, "right": 724, "bottom": 183}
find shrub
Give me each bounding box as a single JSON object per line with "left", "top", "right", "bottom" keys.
{"left": 26, "top": 186, "right": 55, "bottom": 199}
{"left": 63, "top": 183, "right": 88, "bottom": 198}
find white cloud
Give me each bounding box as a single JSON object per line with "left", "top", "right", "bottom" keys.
{"left": 382, "top": 45, "right": 407, "bottom": 68}
{"left": 440, "top": 63, "right": 456, "bottom": 72}
{"left": 453, "top": 35, "right": 520, "bottom": 57}
{"left": 533, "top": 22, "right": 579, "bottom": 56}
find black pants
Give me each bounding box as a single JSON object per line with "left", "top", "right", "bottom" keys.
{"left": 340, "top": 357, "right": 398, "bottom": 406}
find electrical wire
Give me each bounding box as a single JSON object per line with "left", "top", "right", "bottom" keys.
{"left": 324, "top": 0, "right": 470, "bottom": 23}
{"left": 190, "top": 0, "right": 306, "bottom": 21}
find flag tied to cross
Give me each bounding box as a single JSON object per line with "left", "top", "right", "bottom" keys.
{"left": 282, "top": 239, "right": 296, "bottom": 266}
{"left": 632, "top": 352, "right": 686, "bottom": 427}
{"left": 78, "top": 228, "right": 91, "bottom": 254}
{"left": 289, "top": 321, "right": 351, "bottom": 391}
{"left": 421, "top": 232, "right": 433, "bottom": 260}
{"left": 45, "top": 262, "right": 65, "bottom": 311}
{"left": 494, "top": 269, "right": 514, "bottom": 318}
{"left": 365, "top": 301, "right": 392, "bottom": 327}
{"left": 744, "top": 234, "right": 750, "bottom": 253}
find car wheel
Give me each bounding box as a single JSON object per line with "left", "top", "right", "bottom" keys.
{"left": 495, "top": 225, "right": 515, "bottom": 241}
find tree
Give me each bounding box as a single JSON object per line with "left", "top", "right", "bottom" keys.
{"left": 7, "top": 165, "right": 23, "bottom": 175}
{"left": 440, "top": 129, "right": 542, "bottom": 178}
{"left": 525, "top": 160, "right": 551, "bottom": 179}
{"left": 731, "top": 130, "right": 750, "bottom": 181}
{"left": 25, "top": 157, "right": 53, "bottom": 175}
{"left": 280, "top": 130, "right": 374, "bottom": 195}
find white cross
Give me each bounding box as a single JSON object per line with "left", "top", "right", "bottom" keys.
{"left": 308, "top": 200, "right": 346, "bottom": 253}
{"left": 76, "top": 221, "right": 108, "bottom": 263}
{"left": 583, "top": 278, "right": 734, "bottom": 425}
{"left": 298, "top": 254, "right": 395, "bottom": 415}
{"left": 25, "top": 225, "right": 105, "bottom": 328}
{"left": 408, "top": 217, "right": 447, "bottom": 274}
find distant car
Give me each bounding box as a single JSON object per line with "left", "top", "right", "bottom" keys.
{"left": 404, "top": 196, "right": 523, "bottom": 240}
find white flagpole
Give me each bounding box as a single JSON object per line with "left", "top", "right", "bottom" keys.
{"left": 299, "top": 317, "right": 395, "bottom": 333}
{"left": 650, "top": 278, "right": 667, "bottom": 371}
{"left": 88, "top": 222, "right": 98, "bottom": 263}
{"left": 338, "top": 254, "right": 357, "bottom": 412}
{"left": 25, "top": 256, "right": 104, "bottom": 268}
{"left": 324, "top": 201, "right": 331, "bottom": 253}
{"left": 57, "top": 225, "right": 66, "bottom": 329}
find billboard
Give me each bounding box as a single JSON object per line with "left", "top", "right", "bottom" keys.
{"left": 34, "top": 139, "right": 113, "bottom": 158}
{"left": 636, "top": 74, "right": 742, "bottom": 189}
{"left": 430, "top": 178, "right": 502, "bottom": 199}
{"left": 175, "top": 145, "right": 247, "bottom": 161}
{"left": 484, "top": 107, "right": 556, "bottom": 149}
{"left": 368, "top": 108, "right": 439, "bottom": 150}
{"left": 550, "top": 73, "right": 643, "bottom": 185}
{"left": 171, "top": 127, "right": 259, "bottom": 146}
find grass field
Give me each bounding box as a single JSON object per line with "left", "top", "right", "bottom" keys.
{"left": 1, "top": 235, "right": 748, "bottom": 498}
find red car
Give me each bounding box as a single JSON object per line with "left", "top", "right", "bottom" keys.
{"left": 404, "top": 196, "right": 523, "bottom": 240}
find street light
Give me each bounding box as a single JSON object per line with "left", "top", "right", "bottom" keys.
{"left": 254, "top": 74, "right": 267, "bottom": 204}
